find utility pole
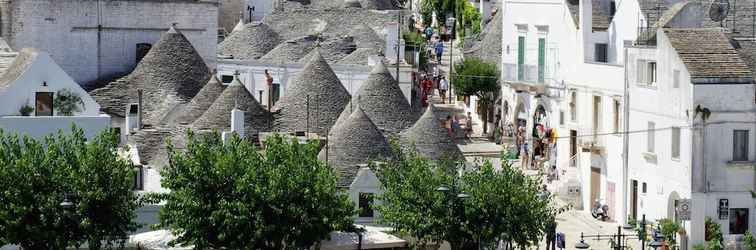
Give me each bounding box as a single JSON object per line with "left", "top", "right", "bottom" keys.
{"left": 396, "top": 11, "right": 402, "bottom": 80}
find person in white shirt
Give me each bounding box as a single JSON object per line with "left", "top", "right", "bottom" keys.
{"left": 438, "top": 76, "right": 449, "bottom": 103}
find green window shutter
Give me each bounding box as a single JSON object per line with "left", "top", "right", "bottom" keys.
{"left": 518, "top": 36, "right": 525, "bottom": 80}
{"left": 538, "top": 38, "right": 546, "bottom": 83}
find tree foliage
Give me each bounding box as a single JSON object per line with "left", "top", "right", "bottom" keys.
{"left": 376, "top": 149, "right": 552, "bottom": 249}
{"left": 157, "top": 133, "right": 356, "bottom": 249}
{"left": 0, "top": 127, "right": 138, "bottom": 249}
{"left": 452, "top": 58, "right": 500, "bottom": 133}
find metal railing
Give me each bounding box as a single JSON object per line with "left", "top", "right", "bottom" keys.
{"left": 502, "top": 63, "right": 555, "bottom": 84}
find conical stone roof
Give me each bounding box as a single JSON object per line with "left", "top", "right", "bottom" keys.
{"left": 331, "top": 100, "right": 359, "bottom": 132}
{"left": 259, "top": 35, "right": 319, "bottom": 63}
{"left": 297, "top": 36, "right": 356, "bottom": 64}
{"left": 192, "top": 77, "right": 271, "bottom": 132}
{"left": 338, "top": 47, "right": 381, "bottom": 65}
{"left": 273, "top": 50, "right": 351, "bottom": 135}
{"left": 349, "top": 24, "right": 384, "bottom": 50}
{"left": 218, "top": 22, "right": 281, "bottom": 60}
{"left": 319, "top": 108, "right": 393, "bottom": 186}
{"left": 176, "top": 76, "right": 227, "bottom": 124}
{"left": 355, "top": 61, "right": 417, "bottom": 134}
{"left": 125, "top": 26, "right": 211, "bottom": 125}
{"left": 400, "top": 105, "right": 463, "bottom": 160}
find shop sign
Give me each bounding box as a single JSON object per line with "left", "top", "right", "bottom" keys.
{"left": 677, "top": 199, "right": 691, "bottom": 221}
{"left": 718, "top": 199, "right": 729, "bottom": 220}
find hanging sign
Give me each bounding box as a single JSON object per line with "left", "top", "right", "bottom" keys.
{"left": 718, "top": 199, "right": 729, "bottom": 220}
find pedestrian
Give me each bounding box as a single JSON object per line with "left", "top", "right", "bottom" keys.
{"left": 465, "top": 112, "right": 473, "bottom": 138}
{"left": 438, "top": 76, "right": 448, "bottom": 103}
{"left": 452, "top": 115, "right": 461, "bottom": 134}
{"left": 265, "top": 69, "right": 274, "bottom": 110}
{"left": 425, "top": 26, "right": 433, "bottom": 41}
{"left": 434, "top": 41, "right": 444, "bottom": 64}
{"left": 546, "top": 219, "right": 557, "bottom": 250}
{"left": 521, "top": 141, "right": 530, "bottom": 168}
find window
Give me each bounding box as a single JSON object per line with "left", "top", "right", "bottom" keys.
{"left": 642, "top": 182, "right": 647, "bottom": 193}
{"left": 570, "top": 91, "right": 577, "bottom": 122}
{"left": 673, "top": 70, "right": 680, "bottom": 88}
{"left": 637, "top": 60, "right": 657, "bottom": 85}
{"left": 35, "top": 92, "right": 53, "bottom": 116}
{"left": 671, "top": 127, "right": 680, "bottom": 159}
{"left": 358, "top": 192, "right": 374, "bottom": 217}
{"left": 538, "top": 38, "right": 546, "bottom": 83}
{"left": 133, "top": 165, "right": 143, "bottom": 190}
{"left": 559, "top": 110, "right": 565, "bottom": 125}
{"left": 733, "top": 130, "right": 749, "bottom": 161}
{"left": 610, "top": 0, "right": 617, "bottom": 16}
{"left": 647, "top": 122, "right": 655, "bottom": 153}
{"left": 112, "top": 127, "right": 122, "bottom": 144}
{"left": 135, "top": 43, "right": 152, "bottom": 64}
{"left": 729, "top": 208, "right": 749, "bottom": 234}
{"left": 517, "top": 36, "right": 526, "bottom": 80}
{"left": 221, "top": 75, "right": 234, "bottom": 84}
{"left": 613, "top": 99, "right": 620, "bottom": 133}
{"left": 595, "top": 43, "right": 608, "bottom": 63}
{"left": 648, "top": 62, "right": 657, "bottom": 84}
{"left": 593, "top": 96, "right": 601, "bottom": 132}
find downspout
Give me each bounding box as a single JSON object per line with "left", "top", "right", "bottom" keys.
{"left": 621, "top": 47, "right": 630, "bottom": 226}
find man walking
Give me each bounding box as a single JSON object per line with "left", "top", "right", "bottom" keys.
{"left": 265, "top": 69, "right": 274, "bottom": 111}
{"left": 545, "top": 219, "right": 557, "bottom": 250}
{"left": 434, "top": 41, "right": 444, "bottom": 64}
{"left": 425, "top": 26, "right": 433, "bottom": 42}
{"left": 438, "top": 76, "right": 448, "bottom": 104}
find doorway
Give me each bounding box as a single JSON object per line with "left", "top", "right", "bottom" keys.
{"left": 35, "top": 92, "right": 53, "bottom": 116}
{"left": 570, "top": 130, "right": 577, "bottom": 167}
{"left": 590, "top": 167, "right": 601, "bottom": 205}
{"left": 631, "top": 180, "right": 638, "bottom": 220}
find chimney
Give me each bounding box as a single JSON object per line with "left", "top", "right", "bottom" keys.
{"left": 137, "top": 88, "right": 143, "bottom": 129}
{"left": 231, "top": 107, "right": 245, "bottom": 138}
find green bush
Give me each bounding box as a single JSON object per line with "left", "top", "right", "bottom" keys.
{"left": 744, "top": 230, "right": 756, "bottom": 250}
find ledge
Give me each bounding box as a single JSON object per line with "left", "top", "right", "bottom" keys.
{"left": 642, "top": 152, "right": 657, "bottom": 164}
{"left": 726, "top": 161, "right": 756, "bottom": 169}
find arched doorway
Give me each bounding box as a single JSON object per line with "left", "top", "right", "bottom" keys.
{"left": 668, "top": 191, "right": 681, "bottom": 221}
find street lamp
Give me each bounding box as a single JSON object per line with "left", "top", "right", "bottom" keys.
{"left": 575, "top": 233, "right": 590, "bottom": 249}
{"left": 60, "top": 193, "right": 74, "bottom": 209}
{"left": 437, "top": 186, "right": 450, "bottom": 192}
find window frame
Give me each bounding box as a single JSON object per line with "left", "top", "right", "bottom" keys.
{"left": 358, "top": 192, "right": 375, "bottom": 218}
{"left": 220, "top": 74, "right": 234, "bottom": 84}
{"left": 729, "top": 208, "right": 749, "bottom": 235}
{"left": 733, "top": 130, "right": 750, "bottom": 161}
{"left": 671, "top": 127, "right": 681, "bottom": 159}
{"left": 595, "top": 43, "right": 608, "bottom": 63}
{"left": 35, "top": 91, "right": 54, "bottom": 116}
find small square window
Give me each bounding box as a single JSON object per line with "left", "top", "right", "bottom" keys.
{"left": 358, "top": 193, "right": 374, "bottom": 218}
{"left": 221, "top": 75, "right": 234, "bottom": 84}
{"left": 595, "top": 43, "right": 608, "bottom": 63}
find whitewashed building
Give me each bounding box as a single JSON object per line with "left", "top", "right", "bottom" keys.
{"left": 0, "top": 47, "right": 110, "bottom": 139}
{"left": 626, "top": 27, "right": 755, "bottom": 247}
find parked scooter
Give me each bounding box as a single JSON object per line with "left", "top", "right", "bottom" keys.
{"left": 591, "top": 199, "right": 609, "bottom": 221}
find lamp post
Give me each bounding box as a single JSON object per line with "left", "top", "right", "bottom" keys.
{"left": 60, "top": 192, "right": 77, "bottom": 249}
{"left": 575, "top": 214, "right": 648, "bottom": 250}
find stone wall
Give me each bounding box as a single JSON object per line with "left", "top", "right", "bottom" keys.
{"left": 5, "top": 0, "right": 218, "bottom": 86}
{"left": 219, "top": 0, "right": 243, "bottom": 33}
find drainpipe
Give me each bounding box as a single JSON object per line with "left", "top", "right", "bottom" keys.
{"left": 621, "top": 47, "right": 630, "bottom": 226}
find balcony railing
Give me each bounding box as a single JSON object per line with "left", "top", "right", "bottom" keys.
{"left": 578, "top": 126, "right": 605, "bottom": 150}
{"left": 502, "top": 63, "right": 553, "bottom": 84}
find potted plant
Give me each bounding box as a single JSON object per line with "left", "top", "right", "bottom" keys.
{"left": 53, "top": 88, "right": 84, "bottom": 116}
{"left": 19, "top": 104, "right": 33, "bottom": 116}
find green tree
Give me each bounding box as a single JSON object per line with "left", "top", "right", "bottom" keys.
{"left": 157, "top": 133, "right": 355, "bottom": 249}
{"left": 452, "top": 57, "right": 500, "bottom": 134}
{"left": 0, "top": 127, "right": 139, "bottom": 249}
{"left": 376, "top": 148, "right": 552, "bottom": 249}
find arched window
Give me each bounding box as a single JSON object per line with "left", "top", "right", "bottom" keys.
{"left": 135, "top": 43, "right": 152, "bottom": 64}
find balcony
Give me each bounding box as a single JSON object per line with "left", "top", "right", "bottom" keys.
{"left": 502, "top": 63, "right": 557, "bottom": 94}
{"left": 577, "top": 126, "right": 606, "bottom": 152}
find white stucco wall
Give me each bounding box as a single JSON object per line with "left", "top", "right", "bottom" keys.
{"left": 349, "top": 167, "right": 383, "bottom": 224}
{"left": 7, "top": 0, "right": 218, "bottom": 85}
{"left": 0, "top": 115, "right": 111, "bottom": 140}
{"left": 0, "top": 51, "right": 100, "bottom": 117}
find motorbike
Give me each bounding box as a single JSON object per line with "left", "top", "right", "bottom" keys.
{"left": 591, "top": 199, "right": 609, "bottom": 221}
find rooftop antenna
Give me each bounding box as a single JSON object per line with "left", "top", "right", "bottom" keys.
{"left": 710, "top": 0, "right": 730, "bottom": 26}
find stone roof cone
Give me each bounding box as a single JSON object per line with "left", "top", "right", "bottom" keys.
{"left": 192, "top": 75, "right": 270, "bottom": 132}
{"left": 349, "top": 24, "right": 384, "bottom": 50}
{"left": 176, "top": 76, "right": 227, "bottom": 124}
{"left": 219, "top": 22, "right": 281, "bottom": 60}
{"left": 319, "top": 107, "right": 394, "bottom": 187}
{"left": 120, "top": 24, "right": 210, "bottom": 125}
{"left": 355, "top": 61, "right": 417, "bottom": 134}
{"left": 400, "top": 105, "right": 463, "bottom": 160}
{"left": 260, "top": 35, "right": 319, "bottom": 63}
{"left": 272, "top": 49, "right": 351, "bottom": 135}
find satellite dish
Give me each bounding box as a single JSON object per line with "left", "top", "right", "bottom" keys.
{"left": 709, "top": 0, "right": 730, "bottom": 22}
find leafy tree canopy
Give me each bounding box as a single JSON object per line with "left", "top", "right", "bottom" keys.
{"left": 376, "top": 149, "right": 553, "bottom": 249}
{"left": 452, "top": 57, "right": 499, "bottom": 98}
{"left": 0, "top": 127, "right": 138, "bottom": 250}
{"left": 157, "top": 132, "right": 356, "bottom": 250}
